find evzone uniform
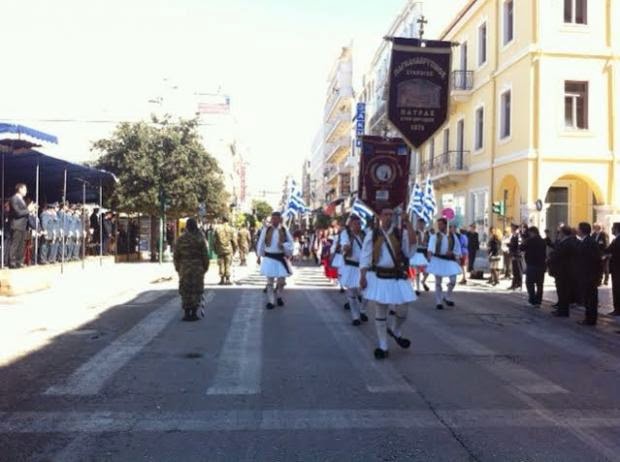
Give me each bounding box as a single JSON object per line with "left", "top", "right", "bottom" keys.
{"left": 410, "top": 228, "right": 430, "bottom": 295}
{"left": 360, "top": 225, "right": 416, "bottom": 359}
{"left": 339, "top": 227, "right": 368, "bottom": 325}
{"left": 257, "top": 223, "right": 294, "bottom": 309}
{"left": 330, "top": 229, "right": 346, "bottom": 294}
{"left": 427, "top": 230, "right": 462, "bottom": 309}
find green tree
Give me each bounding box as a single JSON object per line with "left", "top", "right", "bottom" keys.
{"left": 251, "top": 199, "right": 273, "bottom": 222}
{"left": 92, "top": 116, "right": 229, "bottom": 219}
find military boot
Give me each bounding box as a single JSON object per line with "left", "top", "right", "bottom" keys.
{"left": 182, "top": 309, "right": 192, "bottom": 321}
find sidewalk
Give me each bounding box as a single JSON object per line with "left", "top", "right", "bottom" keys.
{"left": 0, "top": 257, "right": 260, "bottom": 367}
{"left": 464, "top": 273, "right": 619, "bottom": 322}
{"left": 0, "top": 262, "right": 177, "bottom": 367}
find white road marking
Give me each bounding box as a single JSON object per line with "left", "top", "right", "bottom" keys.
{"left": 410, "top": 310, "right": 568, "bottom": 394}
{"left": 45, "top": 292, "right": 214, "bottom": 396}
{"left": 2, "top": 409, "right": 620, "bottom": 434}
{"left": 206, "top": 290, "right": 263, "bottom": 395}
{"left": 305, "top": 290, "right": 415, "bottom": 394}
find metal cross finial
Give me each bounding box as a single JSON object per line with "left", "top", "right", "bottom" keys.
{"left": 417, "top": 15, "right": 428, "bottom": 40}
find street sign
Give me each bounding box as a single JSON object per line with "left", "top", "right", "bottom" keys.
{"left": 535, "top": 199, "right": 543, "bottom": 212}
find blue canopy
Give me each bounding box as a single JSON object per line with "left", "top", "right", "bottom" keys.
{"left": 2, "top": 149, "right": 116, "bottom": 203}
{"left": 0, "top": 123, "right": 58, "bottom": 144}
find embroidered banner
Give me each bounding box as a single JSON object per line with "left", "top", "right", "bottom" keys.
{"left": 358, "top": 135, "right": 411, "bottom": 214}
{"left": 387, "top": 38, "right": 452, "bottom": 148}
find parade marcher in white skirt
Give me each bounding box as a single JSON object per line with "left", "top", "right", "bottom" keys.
{"left": 427, "top": 217, "right": 462, "bottom": 310}
{"left": 330, "top": 223, "right": 347, "bottom": 298}
{"left": 410, "top": 218, "right": 431, "bottom": 296}
{"left": 360, "top": 208, "right": 417, "bottom": 360}
{"left": 339, "top": 215, "right": 369, "bottom": 326}
{"left": 257, "top": 211, "right": 294, "bottom": 310}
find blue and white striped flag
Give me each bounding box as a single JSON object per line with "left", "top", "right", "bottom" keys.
{"left": 408, "top": 182, "right": 425, "bottom": 221}
{"left": 421, "top": 176, "right": 437, "bottom": 225}
{"left": 351, "top": 198, "right": 375, "bottom": 228}
{"left": 283, "top": 179, "right": 309, "bottom": 218}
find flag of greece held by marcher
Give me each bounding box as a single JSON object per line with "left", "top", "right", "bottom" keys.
{"left": 408, "top": 182, "right": 425, "bottom": 222}
{"left": 422, "top": 176, "right": 437, "bottom": 224}
{"left": 351, "top": 198, "right": 374, "bottom": 228}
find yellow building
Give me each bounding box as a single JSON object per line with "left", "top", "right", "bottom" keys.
{"left": 416, "top": 0, "right": 619, "bottom": 237}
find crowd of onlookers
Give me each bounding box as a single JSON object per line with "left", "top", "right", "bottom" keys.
{"left": 289, "top": 216, "right": 619, "bottom": 327}
{"left": 1, "top": 183, "right": 122, "bottom": 269}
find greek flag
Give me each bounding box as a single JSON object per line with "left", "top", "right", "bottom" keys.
{"left": 421, "top": 176, "right": 437, "bottom": 224}
{"left": 283, "top": 179, "right": 309, "bottom": 218}
{"left": 351, "top": 198, "right": 375, "bottom": 228}
{"left": 408, "top": 182, "right": 425, "bottom": 221}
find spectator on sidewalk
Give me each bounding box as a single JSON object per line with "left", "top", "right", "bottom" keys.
{"left": 548, "top": 226, "right": 578, "bottom": 318}
{"left": 521, "top": 226, "right": 546, "bottom": 307}
{"left": 606, "top": 223, "right": 620, "bottom": 316}
{"left": 454, "top": 226, "right": 468, "bottom": 285}
{"left": 593, "top": 223, "right": 610, "bottom": 286}
{"left": 466, "top": 224, "right": 480, "bottom": 274}
{"left": 543, "top": 229, "right": 554, "bottom": 258}
{"left": 501, "top": 227, "right": 512, "bottom": 280}
{"left": 576, "top": 222, "right": 603, "bottom": 326}
{"left": 487, "top": 228, "right": 502, "bottom": 286}
{"left": 8, "top": 183, "right": 34, "bottom": 269}
{"left": 508, "top": 224, "right": 523, "bottom": 291}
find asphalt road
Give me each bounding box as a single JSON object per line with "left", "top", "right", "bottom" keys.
{"left": 2, "top": 262, "right": 620, "bottom": 461}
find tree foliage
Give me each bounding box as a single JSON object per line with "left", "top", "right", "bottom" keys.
{"left": 251, "top": 199, "right": 273, "bottom": 222}
{"left": 92, "top": 116, "right": 229, "bottom": 219}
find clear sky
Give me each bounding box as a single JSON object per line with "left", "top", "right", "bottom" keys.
{"left": 1, "top": 0, "right": 465, "bottom": 201}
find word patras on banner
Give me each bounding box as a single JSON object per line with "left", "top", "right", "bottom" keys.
{"left": 358, "top": 136, "right": 411, "bottom": 214}
{"left": 387, "top": 37, "right": 452, "bottom": 148}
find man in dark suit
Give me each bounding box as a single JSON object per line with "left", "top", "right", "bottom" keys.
{"left": 508, "top": 224, "right": 523, "bottom": 290}
{"left": 466, "top": 224, "right": 480, "bottom": 274}
{"left": 606, "top": 223, "right": 620, "bottom": 316}
{"left": 592, "top": 223, "right": 610, "bottom": 286}
{"left": 548, "top": 226, "right": 579, "bottom": 318}
{"left": 8, "top": 183, "right": 34, "bottom": 268}
{"left": 521, "top": 226, "right": 546, "bottom": 306}
{"left": 576, "top": 222, "right": 603, "bottom": 325}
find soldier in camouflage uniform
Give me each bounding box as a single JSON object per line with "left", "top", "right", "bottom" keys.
{"left": 173, "top": 218, "right": 210, "bottom": 321}
{"left": 237, "top": 225, "right": 252, "bottom": 266}
{"left": 213, "top": 216, "right": 237, "bottom": 285}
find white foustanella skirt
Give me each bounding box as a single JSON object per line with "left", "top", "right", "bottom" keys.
{"left": 331, "top": 253, "right": 344, "bottom": 269}
{"left": 426, "top": 256, "right": 461, "bottom": 277}
{"left": 260, "top": 255, "right": 291, "bottom": 278}
{"left": 409, "top": 250, "right": 429, "bottom": 269}
{"left": 339, "top": 262, "right": 361, "bottom": 288}
{"left": 363, "top": 271, "right": 417, "bottom": 305}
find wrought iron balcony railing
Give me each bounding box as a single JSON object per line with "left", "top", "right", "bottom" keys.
{"left": 419, "top": 150, "right": 470, "bottom": 179}
{"left": 451, "top": 70, "right": 474, "bottom": 91}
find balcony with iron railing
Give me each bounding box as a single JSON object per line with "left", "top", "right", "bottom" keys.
{"left": 451, "top": 70, "right": 474, "bottom": 101}
{"left": 367, "top": 101, "right": 386, "bottom": 131}
{"left": 419, "top": 150, "right": 470, "bottom": 186}
{"left": 324, "top": 136, "right": 350, "bottom": 164}
{"left": 324, "top": 87, "right": 354, "bottom": 121}
{"left": 325, "top": 112, "right": 352, "bottom": 142}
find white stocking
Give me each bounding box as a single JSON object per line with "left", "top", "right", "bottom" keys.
{"left": 267, "top": 277, "right": 276, "bottom": 304}
{"left": 446, "top": 275, "right": 457, "bottom": 301}
{"left": 347, "top": 288, "right": 360, "bottom": 320}
{"left": 393, "top": 303, "right": 409, "bottom": 338}
{"left": 374, "top": 303, "right": 389, "bottom": 350}
{"left": 435, "top": 276, "right": 444, "bottom": 305}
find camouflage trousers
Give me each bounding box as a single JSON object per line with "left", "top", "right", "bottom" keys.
{"left": 179, "top": 267, "right": 206, "bottom": 310}
{"left": 217, "top": 254, "right": 233, "bottom": 278}
{"left": 238, "top": 249, "right": 248, "bottom": 266}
